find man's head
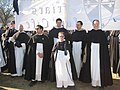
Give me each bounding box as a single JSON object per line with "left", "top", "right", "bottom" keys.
{"left": 56, "top": 18, "right": 62, "bottom": 27}
{"left": 35, "top": 25, "right": 43, "bottom": 34}
{"left": 19, "top": 24, "right": 24, "bottom": 32}
{"left": 43, "top": 30, "right": 48, "bottom": 36}
{"left": 0, "top": 26, "right": 4, "bottom": 30}
{"left": 11, "top": 21, "right": 15, "bottom": 28}
{"left": 76, "top": 21, "right": 83, "bottom": 30}
{"left": 58, "top": 32, "right": 65, "bottom": 42}
{"left": 92, "top": 19, "right": 99, "bottom": 30}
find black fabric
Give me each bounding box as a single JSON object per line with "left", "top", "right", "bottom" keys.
{"left": 8, "top": 32, "right": 29, "bottom": 74}
{"left": 7, "top": 41, "right": 16, "bottom": 74}
{"left": 79, "top": 29, "right": 113, "bottom": 87}
{"left": 2, "top": 28, "right": 17, "bottom": 73}
{"left": 109, "top": 31, "right": 120, "bottom": 74}
{"left": 15, "top": 41, "right": 22, "bottom": 47}
{"left": 14, "top": 32, "right": 30, "bottom": 47}
{"left": 5, "top": 28, "right": 17, "bottom": 39}
{"left": 3, "top": 28, "right": 17, "bottom": 50}
{"left": 24, "top": 34, "right": 50, "bottom": 81}
{"left": 13, "top": 0, "right": 19, "bottom": 15}
{"left": 48, "top": 41, "right": 77, "bottom": 82}
{"left": 48, "top": 27, "right": 71, "bottom": 52}
{"left": 72, "top": 30, "right": 87, "bottom": 62}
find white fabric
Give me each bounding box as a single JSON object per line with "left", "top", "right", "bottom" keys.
{"left": 8, "top": 37, "right": 15, "bottom": 42}
{"left": 54, "top": 38, "right": 59, "bottom": 44}
{"left": 55, "top": 50, "right": 75, "bottom": 88}
{"left": 35, "top": 43, "right": 43, "bottom": 81}
{"left": 0, "top": 41, "right": 6, "bottom": 67}
{"left": 91, "top": 43, "right": 101, "bottom": 87}
{"left": 72, "top": 41, "right": 82, "bottom": 78}
{"left": 14, "top": 43, "right": 26, "bottom": 76}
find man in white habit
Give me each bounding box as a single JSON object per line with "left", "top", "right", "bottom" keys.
{"left": 72, "top": 21, "right": 87, "bottom": 78}
{"left": 24, "top": 25, "right": 50, "bottom": 87}
{"left": 49, "top": 32, "right": 75, "bottom": 88}
{"left": 8, "top": 24, "right": 29, "bottom": 76}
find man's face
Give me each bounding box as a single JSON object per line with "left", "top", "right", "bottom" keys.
{"left": 19, "top": 25, "right": 24, "bottom": 31}
{"left": 58, "top": 33, "right": 65, "bottom": 41}
{"left": 76, "top": 22, "right": 82, "bottom": 30}
{"left": 35, "top": 27, "right": 42, "bottom": 34}
{"left": 11, "top": 23, "right": 15, "bottom": 28}
{"left": 93, "top": 20, "right": 99, "bottom": 29}
{"left": 56, "top": 20, "right": 62, "bottom": 27}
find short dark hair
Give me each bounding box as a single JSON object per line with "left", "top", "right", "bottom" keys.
{"left": 36, "top": 25, "right": 43, "bottom": 30}
{"left": 92, "top": 19, "right": 99, "bottom": 24}
{"left": 11, "top": 21, "right": 15, "bottom": 24}
{"left": 56, "top": 18, "right": 62, "bottom": 22}
{"left": 77, "top": 21, "right": 83, "bottom": 26}
{"left": 58, "top": 32, "right": 65, "bottom": 36}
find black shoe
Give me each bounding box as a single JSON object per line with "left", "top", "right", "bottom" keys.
{"left": 29, "top": 81, "right": 37, "bottom": 87}
{"left": 99, "top": 86, "right": 104, "bottom": 90}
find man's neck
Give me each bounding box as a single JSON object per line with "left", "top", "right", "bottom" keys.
{"left": 37, "top": 33, "right": 43, "bottom": 35}
{"left": 55, "top": 26, "right": 63, "bottom": 29}
{"left": 77, "top": 28, "right": 82, "bottom": 31}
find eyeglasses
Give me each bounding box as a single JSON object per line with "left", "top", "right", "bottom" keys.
{"left": 59, "top": 36, "right": 64, "bottom": 37}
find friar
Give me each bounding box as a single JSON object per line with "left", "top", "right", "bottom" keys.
{"left": 8, "top": 24, "right": 30, "bottom": 76}
{"left": 24, "top": 25, "right": 50, "bottom": 87}
{"left": 2, "top": 21, "right": 17, "bottom": 71}
{"left": 79, "top": 19, "right": 113, "bottom": 88}
{"left": 49, "top": 32, "right": 77, "bottom": 88}
{"left": 72, "top": 21, "right": 87, "bottom": 78}
{"left": 48, "top": 18, "right": 70, "bottom": 49}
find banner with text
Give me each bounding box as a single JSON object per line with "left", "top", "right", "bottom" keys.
{"left": 16, "top": 0, "right": 120, "bottom": 30}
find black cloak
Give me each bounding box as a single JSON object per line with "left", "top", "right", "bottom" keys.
{"left": 8, "top": 32, "right": 30, "bottom": 74}
{"left": 71, "top": 30, "right": 87, "bottom": 61}
{"left": 79, "top": 29, "right": 113, "bottom": 87}
{"left": 24, "top": 34, "right": 50, "bottom": 81}
{"left": 48, "top": 27, "right": 71, "bottom": 51}
{"left": 49, "top": 41, "right": 77, "bottom": 82}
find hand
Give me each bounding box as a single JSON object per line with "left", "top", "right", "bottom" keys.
{"left": 15, "top": 41, "right": 22, "bottom": 47}
{"left": 37, "top": 53, "right": 44, "bottom": 58}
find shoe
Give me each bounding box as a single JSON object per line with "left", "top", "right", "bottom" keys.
{"left": 11, "top": 74, "right": 18, "bottom": 77}
{"left": 64, "top": 86, "right": 68, "bottom": 88}
{"left": 29, "top": 81, "right": 37, "bottom": 87}
{"left": 57, "top": 86, "right": 62, "bottom": 89}
{"left": 99, "top": 86, "right": 104, "bottom": 90}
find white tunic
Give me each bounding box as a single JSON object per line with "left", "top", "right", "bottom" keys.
{"left": 35, "top": 43, "right": 43, "bottom": 81}
{"left": 14, "top": 43, "right": 26, "bottom": 76}
{"left": 55, "top": 50, "right": 74, "bottom": 88}
{"left": 91, "top": 43, "right": 101, "bottom": 87}
{"left": 54, "top": 38, "right": 59, "bottom": 44}
{"left": 0, "top": 41, "right": 6, "bottom": 68}
{"left": 72, "top": 41, "right": 82, "bottom": 78}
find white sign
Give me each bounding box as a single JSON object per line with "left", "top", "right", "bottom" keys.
{"left": 16, "top": 0, "right": 66, "bottom": 31}
{"left": 16, "top": 0, "right": 120, "bottom": 31}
